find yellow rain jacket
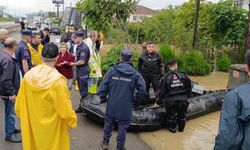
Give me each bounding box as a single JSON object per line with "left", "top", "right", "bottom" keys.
{"left": 27, "top": 43, "right": 43, "bottom": 66}
{"left": 15, "top": 64, "right": 77, "bottom": 150}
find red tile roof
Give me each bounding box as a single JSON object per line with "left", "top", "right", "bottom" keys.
{"left": 133, "top": 5, "right": 156, "bottom": 15}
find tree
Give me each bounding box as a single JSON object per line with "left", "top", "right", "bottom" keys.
{"left": 76, "top": 0, "right": 137, "bottom": 45}
{"left": 211, "top": 0, "right": 247, "bottom": 63}
{"left": 142, "top": 5, "right": 175, "bottom": 44}
{"left": 48, "top": 11, "right": 55, "bottom": 18}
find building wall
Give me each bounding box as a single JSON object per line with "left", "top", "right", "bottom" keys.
{"left": 234, "top": 0, "right": 249, "bottom": 10}
{"left": 128, "top": 14, "right": 152, "bottom": 22}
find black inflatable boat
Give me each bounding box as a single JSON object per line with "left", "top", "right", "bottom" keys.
{"left": 81, "top": 89, "right": 226, "bottom": 131}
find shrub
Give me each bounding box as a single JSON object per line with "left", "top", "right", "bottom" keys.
{"left": 159, "top": 44, "right": 176, "bottom": 70}
{"left": 178, "top": 50, "right": 211, "bottom": 76}
{"left": 101, "top": 45, "right": 141, "bottom": 74}
{"left": 216, "top": 54, "right": 231, "bottom": 72}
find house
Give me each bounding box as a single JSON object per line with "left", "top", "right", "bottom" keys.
{"left": 234, "top": 0, "right": 249, "bottom": 10}
{"left": 128, "top": 5, "right": 156, "bottom": 22}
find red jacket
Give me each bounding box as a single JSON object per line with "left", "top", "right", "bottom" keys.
{"left": 55, "top": 52, "right": 75, "bottom": 79}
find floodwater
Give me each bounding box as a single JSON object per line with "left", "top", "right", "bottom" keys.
{"left": 139, "top": 72, "right": 228, "bottom": 150}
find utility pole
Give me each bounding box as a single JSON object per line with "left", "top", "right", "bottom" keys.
{"left": 192, "top": 0, "right": 200, "bottom": 50}
{"left": 55, "top": 4, "right": 60, "bottom": 18}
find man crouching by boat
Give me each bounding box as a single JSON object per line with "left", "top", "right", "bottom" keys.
{"left": 99, "top": 50, "right": 146, "bottom": 150}
{"left": 214, "top": 51, "right": 250, "bottom": 150}
{"left": 154, "top": 59, "right": 191, "bottom": 133}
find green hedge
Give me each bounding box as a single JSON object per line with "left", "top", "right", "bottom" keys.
{"left": 101, "top": 45, "right": 141, "bottom": 74}
{"left": 101, "top": 46, "right": 211, "bottom": 76}
{"left": 216, "top": 54, "right": 231, "bottom": 72}
{"left": 178, "top": 50, "right": 211, "bottom": 76}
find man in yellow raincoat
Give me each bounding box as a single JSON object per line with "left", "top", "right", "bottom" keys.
{"left": 84, "top": 31, "right": 102, "bottom": 95}
{"left": 15, "top": 43, "right": 77, "bottom": 150}
{"left": 27, "top": 32, "right": 43, "bottom": 66}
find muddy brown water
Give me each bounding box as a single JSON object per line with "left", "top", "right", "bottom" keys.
{"left": 139, "top": 72, "right": 228, "bottom": 150}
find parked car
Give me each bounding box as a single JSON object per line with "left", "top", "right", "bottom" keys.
{"left": 15, "top": 19, "right": 20, "bottom": 23}
{"left": 27, "top": 23, "right": 37, "bottom": 31}
{"left": 50, "top": 24, "right": 60, "bottom": 35}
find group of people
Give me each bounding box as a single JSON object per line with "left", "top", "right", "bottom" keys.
{"left": 0, "top": 28, "right": 52, "bottom": 144}
{"left": 1, "top": 25, "right": 248, "bottom": 150}
{"left": 0, "top": 26, "right": 192, "bottom": 150}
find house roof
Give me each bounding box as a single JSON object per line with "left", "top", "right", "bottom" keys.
{"left": 133, "top": 5, "right": 156, "bottom": 16}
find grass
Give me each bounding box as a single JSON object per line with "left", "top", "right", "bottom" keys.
{"left": 0, "top": 17, "right": 15, "bottom": 22}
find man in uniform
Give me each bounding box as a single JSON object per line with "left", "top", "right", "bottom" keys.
{"left": 16, "top": 29, "right": 32, "bottom": 75}
{"left": 0, "top": 28, "right": 8, "bottom": 52}
{"left": 155, "top": 59, "right": 191, "bottom": 133}
{"left": 138, "top": 42, "right": 164, "bottom": 101}
{"left": 99, "top": 50, "right": 146, "bottom": 150}
{"left": 27, "top": 32, "right": 43, "bottom": 66}
{"left": 70, "top": 31, "right": 90, "bottom": 113}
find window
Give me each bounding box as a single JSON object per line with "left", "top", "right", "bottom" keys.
{"left": 133, "top": 15, "right": 137, "bottom": 21}
{"left": 234, "top": 0, "right": 244, "bottom": 8}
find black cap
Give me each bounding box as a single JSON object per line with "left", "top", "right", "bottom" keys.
{"left": 74, "top": 31, "right": 84, "bottom": 37}
{"left": 121, "top": 49, "right": 133, "bottom": 61}
{"left": 168, "top": 59, "right": 177, "bottom": 66}
{"left": 42, "top": 42, "right": 59, "bottom": 59}
{"left": 21, "top": 29, "right": 32, "bottom": 36}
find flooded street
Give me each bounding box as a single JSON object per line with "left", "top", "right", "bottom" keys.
{"left": 140, "top": 72, "right": 228, "bottom": 150}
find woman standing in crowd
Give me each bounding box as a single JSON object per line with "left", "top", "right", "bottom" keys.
{"left": 55, "top": 43, "right": 75, "bottom": 90}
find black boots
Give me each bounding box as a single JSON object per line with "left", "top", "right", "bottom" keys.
{"left": 178, "top": 118, "right": 186, "bottom": 132}
{"left": 5, "top": 135, "right": 22, "bottom": 143}
{"left": 75, "top": 105, "right": 83, "bottom": 113}
{"left": 101, "top": 140, "right": 109, "bottom": 150}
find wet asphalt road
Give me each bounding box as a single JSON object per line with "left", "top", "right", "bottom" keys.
{"left": 0, "top": 32, "right": 152, "bottom": 150}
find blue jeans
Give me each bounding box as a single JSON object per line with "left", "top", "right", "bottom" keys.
{"left": 103, "top": 115, "right": 130, "bottom": 148}
{"left": 4, "top": 100, "right": 16, "bottom": 138}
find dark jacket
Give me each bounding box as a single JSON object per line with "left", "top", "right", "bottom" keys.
{"left": 99, "top": 62, "right": 146, "bottom": 120}
{"left": 138, "top": 51, "right": 164, "bottom": 77}
{"left": 40, "top": 31, "right": 50, "bottom": 45}
{"left": 157, "top": 70, "right": 191, "bottom": 104}
{"left": 214, "top": 82, "right": 250, "bottom": 150}
{"left": 0, "top": 51, "right": 21, "bottom": 98}
{"left": 55, "top": 52, "right": 75, "bottom": 79}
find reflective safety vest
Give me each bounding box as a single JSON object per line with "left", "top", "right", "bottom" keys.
{"left": 84, "top": 38, "right": 102, "bottom": 78}
{"left": 27, "top": 43, "right": 43, "bottom": 66}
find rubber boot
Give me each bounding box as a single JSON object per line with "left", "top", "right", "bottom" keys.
{"left": 75, "top": 104, "right": 82, "bottom": 113}
{"left": 168, "top": 116, "right": 177, "bottom": 133}
{"left": 178, "top": 118, "right": 186, "bottom": 132}
{"left": 75, "top": 80, "right": 79, "bottom": 91}
{"left": 88, "top": 83, "right": 97, "bottom": 95}
{"left": 101, "top": 140, "right": 109, "bottom": 150}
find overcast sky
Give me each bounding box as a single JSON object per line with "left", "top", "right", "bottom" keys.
{"left": 0, "top": 0, "right": 219, "bottom": 17}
